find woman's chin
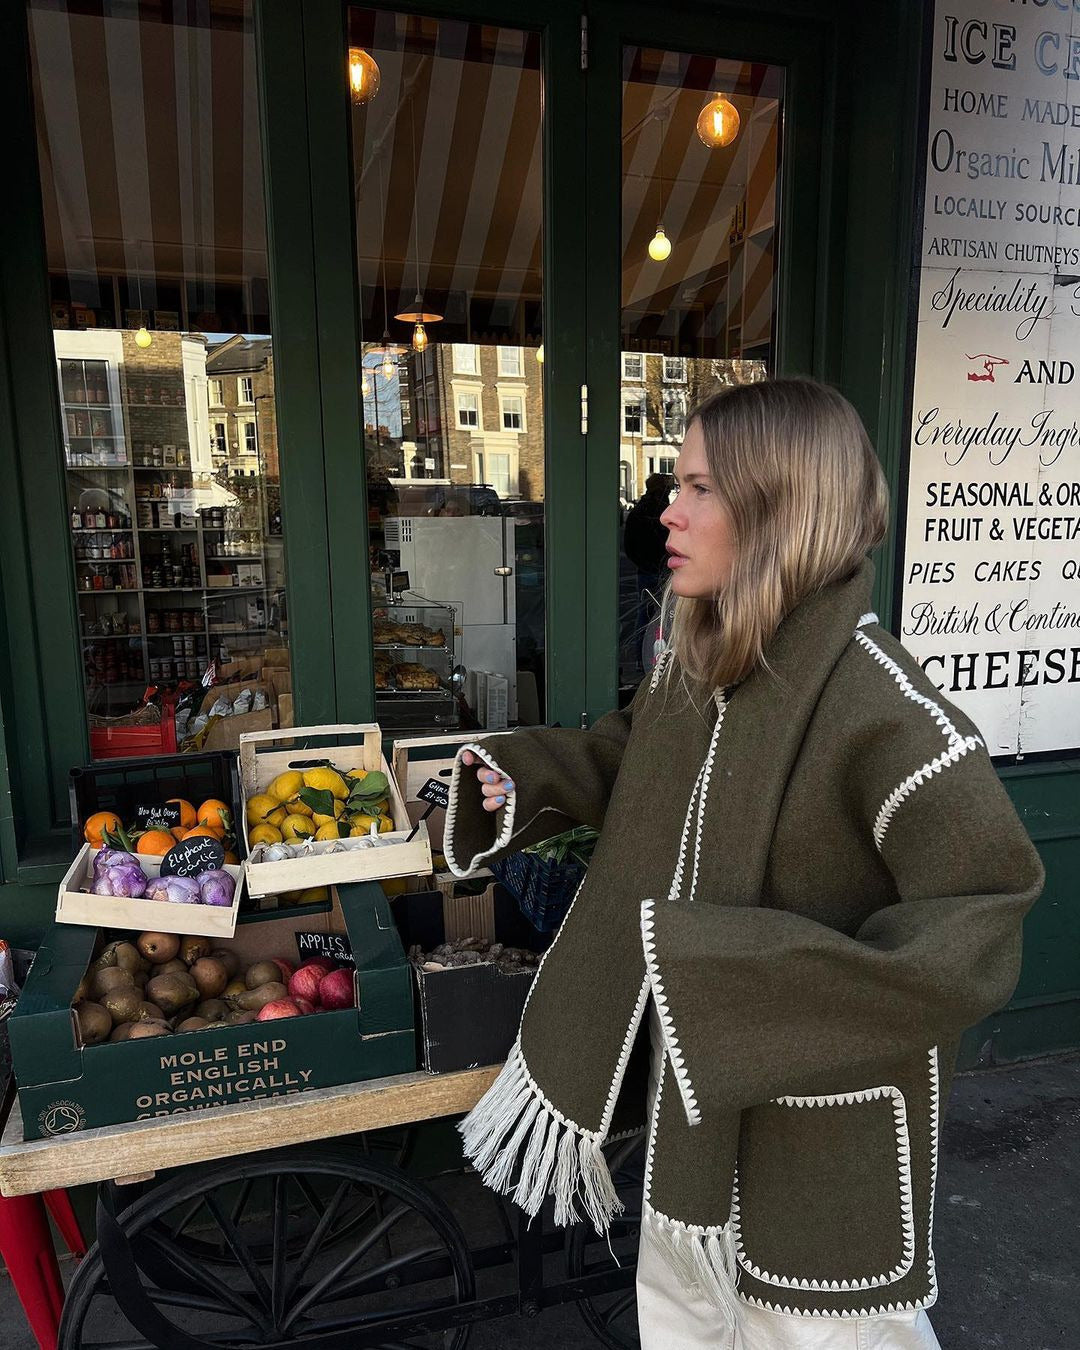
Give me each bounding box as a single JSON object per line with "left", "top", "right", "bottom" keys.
{"left": 668, "top": 569, "right": 700, "bottom": 598}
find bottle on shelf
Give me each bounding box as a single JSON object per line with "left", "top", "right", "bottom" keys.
{"left": 71, "top": 506, "right": 81, "bottom": 531}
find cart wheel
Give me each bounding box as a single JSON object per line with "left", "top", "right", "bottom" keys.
{"left": 565, "top": 1136, "right": 644, "bottom": 1350}
{"left": 150, "top": 1125, "right": 418, "bottom": 1266}
{"left": 59, "top": 1145, "right": 474, "bottom": 1350}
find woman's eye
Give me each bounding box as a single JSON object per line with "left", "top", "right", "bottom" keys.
{"left": 693, "top": 483, "right": 709, "bottom": 496}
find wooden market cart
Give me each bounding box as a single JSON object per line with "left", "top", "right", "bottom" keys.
{"left": 0, "top": 1060, "right": 643, "bottom": 1350}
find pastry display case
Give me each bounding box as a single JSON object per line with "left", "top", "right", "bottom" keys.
{"left": 373, "top": 603, "right": 459, "bottom": 730}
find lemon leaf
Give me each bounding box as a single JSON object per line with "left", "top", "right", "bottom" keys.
{"left": 348, "top": 770, "right": 388, "bottom": 800}
{"left": 298, "top": 787, "right": 335, "bottom": 816}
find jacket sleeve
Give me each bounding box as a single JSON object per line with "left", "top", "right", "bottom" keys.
{"left": 443, "top": 692, "right": 642, "bottom": 877}
{"left": 640, "top": 740, "right": 1044, "bottom": 1125}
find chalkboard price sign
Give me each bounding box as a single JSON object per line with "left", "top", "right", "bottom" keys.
{"left": 160, "top": 836, "right": 226, "bottom": 877}
{"left": 135, "top": 803, "right": 183, "bottom": 830}
{"left": 295, "top": 931, "right": 354, "bottom": 965}
{"left": 417, "top": 777, "right": 450, "bottom": 811}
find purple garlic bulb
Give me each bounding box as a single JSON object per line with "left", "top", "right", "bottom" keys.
{"left": 197, "top": 869, "right": 235, "bottom": 908}
{"left": 145, "top": 875, "right": 202, "bottom": 905}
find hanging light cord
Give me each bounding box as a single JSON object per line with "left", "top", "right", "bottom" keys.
{"left": 377, "top": 151, "right": 392, "bottom": 331}
{"left": 410, "top": 91, "right": 423, "bottom": 302}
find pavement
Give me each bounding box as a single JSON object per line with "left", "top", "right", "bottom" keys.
{"left": 2, "top": 1051, "right": 1076, "bottom": 1349}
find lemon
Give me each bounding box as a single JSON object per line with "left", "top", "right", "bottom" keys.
{"left": 267, "top": 771, "right": 304, "bottom": 803}
{"left": 281, "top": 813, "right": 315, "bottom": 842}
{"left": 312, "top": 800, "right": 346, "bottom": 827}
{"left": 380, "top": 877, "right": 407, "bottom": 897}
{"left": 370, "top": 797, "right": 390, "bottom": 814}
{"left": 266, "top": 804, "right": 287, "bottom": 827}
{"left": 302, "top": 767, "right": 349, "bottom": 800}
{"left": 377, "top": 815, "right": 395, "bottom": 834}
{"left": 314, "top": 822, "right": 342, "bottom": 841}
{"left": 298, "top": 886, "right": 329, "bottom": 904}
{"left": 344, "top": 768, "right": 367, "bottom": 781}
{"left": 246, "top": 793, "right": 280, "bottom": 826}
{"left": 349, "top": 814, "right": 379, "bottom": 836}
{"left": 286, "top": 795, "right": 313, "bottom": 818}
{"left": 249, "top": 823, "right": 283, "bottom": 846}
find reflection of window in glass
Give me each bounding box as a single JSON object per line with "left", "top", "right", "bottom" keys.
{"left": 211, "top": 421, "right": 227, "bottom": 455}
{"left": 453, "top": 344, "right": 478, "bottom": 374}
{"left": 237, "top": 375, "right": 254, "bottom": 403}
{"left": 663, "top": 395, "right": 685, "bottom": 441}
{"left": 663, "top": 357, "right": 686, "bottom": 384}
{"left": 623, "top": 399, "right": 644, "bottom": 436}
{"left": 488, "top": 452, "right": 511, "bottom": 496}
{"left": 498, "top": 346, "right": 523, "bottom": 377}
{"left": 208, "top": 377, "right": 223, "bottom": 405}
{"left": 457, "top": 392, "right": 480, "bottom": 428}
{"left": 620, "top": 461, "right": 633, "bottom": 500}
{"left": 501, "top": 395, "right": 524, "bottom": 432}
{"left": 241, "top": 420, "right": 257, "bottom": 455}
{"left": 622, "top": 352, "right": 644, "bottom": 380}
{"left": 648, "top": 454, "right": 677, "bottom": 476}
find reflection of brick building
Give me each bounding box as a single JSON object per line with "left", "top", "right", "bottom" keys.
{"left": 618, "top": 353, "right": 766, "bottom": 501}
{"left": 206, "top": 336, "right": 278, "bottom": 479}
{"left": 423, "top": 343, "right": 544, "bottom": 499}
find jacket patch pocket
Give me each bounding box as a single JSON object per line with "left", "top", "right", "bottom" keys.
{"left": 732, "top": 1086, "right": 915, "bottom": 1292}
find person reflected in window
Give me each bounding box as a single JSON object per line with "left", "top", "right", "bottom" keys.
{"left": 623, "top": 473, "right": 674, "bottom": 674}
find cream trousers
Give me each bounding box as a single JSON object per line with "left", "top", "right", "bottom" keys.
{"left": 637, "top": 1001, "right": 942, "bottom": 1350}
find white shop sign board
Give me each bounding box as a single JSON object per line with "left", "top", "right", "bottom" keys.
{"left": 902, "top": 3, "right": 1080, "bottom": 757}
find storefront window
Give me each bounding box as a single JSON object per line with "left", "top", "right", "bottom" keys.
{"left": 29, "top": 0, "right": 291, "bottom": 758}
{"left": 618, "top": 47, "right": 781, "bottom": 691}
{"left": 349, "top": 9, "right": 545, "bottom": 733}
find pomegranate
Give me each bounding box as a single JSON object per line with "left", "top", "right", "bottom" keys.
{"left": 288, "top": 963, "right": 325, "bottom": 1006}
{"left": 319, "top": 968, "right": 355, "bottom": 1010}
{"left": 255, "top": 998, "right": 302, "bottom": 1021}
{"left": 293, "top": 997, "right": 316, "bottom": 1015}
{"left": 272, "top": 957, "right": 296, "bottom": 984}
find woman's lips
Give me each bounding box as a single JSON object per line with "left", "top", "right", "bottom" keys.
{"left": 666, "top": 549, "right": 688, "bottom": 569}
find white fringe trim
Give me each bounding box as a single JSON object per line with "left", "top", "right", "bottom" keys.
{"left": 459, "top": 1042, "right": 622, "bottom": 1233}
{"left": 642, "top": 1202, "right": 741, "bottom": 1325}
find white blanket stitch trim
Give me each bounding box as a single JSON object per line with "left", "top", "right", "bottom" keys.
{"left": 444, "top": 742, "right": 517, "bottom": 876}
{"left": 730, "top": 1085, "right": 915, "bottom": 1291}
{"left": 641, "top": 900, "right": 701, "bottom": 1126}
{"left": 854, "top": 630, "right": 984, "bottom": 850}
{"left": 926, "top": 1046, "right": 941, "bottom": 1303}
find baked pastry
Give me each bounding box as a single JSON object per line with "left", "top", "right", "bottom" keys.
{"left": 391, "top": 663, "right": 441, "bottom": 691}
{"left": 375, "top": 669, "right": 390, "bottom": 690}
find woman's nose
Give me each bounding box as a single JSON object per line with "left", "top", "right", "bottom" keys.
{"left": 660, "top": 502, "right": 679, "bottom": 529}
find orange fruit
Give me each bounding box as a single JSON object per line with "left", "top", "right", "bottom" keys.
{"left": 170, "top": 826, "right": 186, "bottom": 841}
{"left": 182, "top": 825, "right": 223, "bottom": 841}
{"left": 84, "top": 811, "right": 123, "bottom": 848}
{"left": 223, "top": 850, "right": 239, "bottom": 864}
{"left": 137, "top": 829, "right": 176, "bottom": 857}
{"left": 198, "top": 799, "right": 231, "bottom": 832}
{"left": 167, "top": 798, "right": 197, "bottom": 830}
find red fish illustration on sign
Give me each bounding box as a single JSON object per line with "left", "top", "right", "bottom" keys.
{"left": 965, "top": 354, "right": 1009, "bottom": 383}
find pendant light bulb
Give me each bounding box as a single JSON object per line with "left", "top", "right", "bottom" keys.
{"left": 348, "top": 48, "right": 381, "bottom": 106}
{"left": 696, "top": 94, "right": 740, "bottom": 148}
{"left": 648, "top": 225, "right": 672, "bottom": 262}
{"left": 361, "top": 371, "right": 371, "bottom": 398}
{"left": 381, "top": 350, "right": 396, "bottom": 380}
{"left": 535, "top": 344, "right": 544, "bottom": 364}
{"left": 135, "top": 326, "right": 153, "bottom": 349}
{"left": 412, "top": 322, "right": 428, "bottom": 353}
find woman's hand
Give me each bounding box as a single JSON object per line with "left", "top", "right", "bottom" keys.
{"left": 461, "top": 749, "right": 515, "bottom": 812}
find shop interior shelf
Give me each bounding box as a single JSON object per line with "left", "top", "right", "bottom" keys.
{"left": 75, "top": 589, "right": 138, "bottom": 596}
{"left": 72, "top": 528, "right": 133, "bottom": 534}
{"left": 62, "top": 401, "right": 121, "bottom": 410}
{"left": 64, "top": 463, "right": 130, "bottom": 471}
{"left": 80, "top": 632, "right": 143, "bottom": 641}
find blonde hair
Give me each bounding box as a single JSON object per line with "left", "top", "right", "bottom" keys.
{"left": 661, "top": 377, "right": 888, "bottom": 691}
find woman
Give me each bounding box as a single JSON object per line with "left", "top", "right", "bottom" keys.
{"left": 443, "top": 378, "right": 1043, "bottom": 1348}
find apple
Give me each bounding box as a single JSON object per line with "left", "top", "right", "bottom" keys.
{"left": 293, "top": 997, "right": 316, "bottom": 1015}
{"left": 319, "top": 969, "right": 355, "bottom": 1010}
{"left": 272, "top": 957, "right": 296, "bottom": 984}
{"left": 288, "top": 963, "right": 325, "bottom": 1006}
{"left": 255, "top": 998, "right": 302, "bottom": 1021}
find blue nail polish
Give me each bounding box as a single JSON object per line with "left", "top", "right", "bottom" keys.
{"left": 504, "top": 780, "right": 514, "bottom": 791}
{"left": 496, "top": 795, "right": 505, "bottom": 805}
{"left": 487, "top": 773, "right": 497, "bottom": 783}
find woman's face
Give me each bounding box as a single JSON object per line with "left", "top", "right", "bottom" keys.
{"left": 660, "top": 420, "right": 735, "bottom": 598}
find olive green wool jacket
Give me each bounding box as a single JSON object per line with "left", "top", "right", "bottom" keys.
{"left": 445, "top": 563, "right": 1044, "bottom": 1320}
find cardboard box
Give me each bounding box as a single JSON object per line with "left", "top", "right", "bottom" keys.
{"left": 9, "top": 882, "right": 414, "bottom": 1139}
{"left": 56, "top": 846, "right": 244, "bottom": 938}
{"left": 262, "top": 647, "right": 290, "bottom": 671}
{"left": 240, "top": 724, "right": 432, "bottom": 897}
{"left": 392, "top": 887, "right": 547, "bottom": 1074}
{"left": 392, "top": 731, "right": 483, "bottom": 854}
{"left": 218, "top": 656, "right": 262, "bottom": 682}
{"left": 277, "top": 692, "right": 295, "bottom": 730}
{"left": 199, "top": 682, "right": 275, "bottom": 752}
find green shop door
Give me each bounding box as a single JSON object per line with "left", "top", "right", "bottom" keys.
{"left": 578, "top": 2, "right": 830, "bottom": 718}
{"left": 259, "top": 0, "right": 590, "bottom": 736}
